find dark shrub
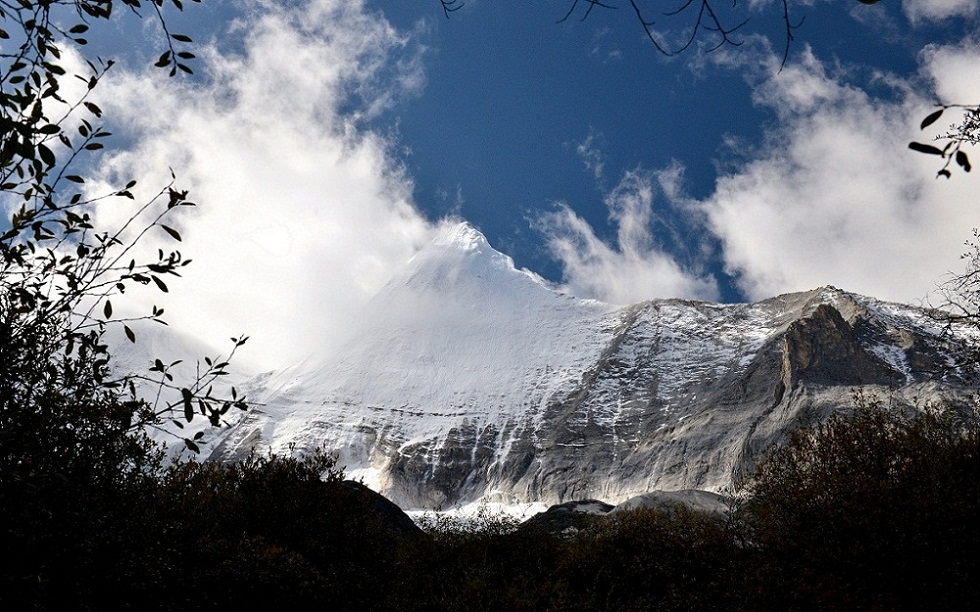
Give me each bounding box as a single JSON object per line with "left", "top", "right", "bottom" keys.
{"left": 557, "top": 504, "right": 739, "bottom": 612}
{"left": 736, "top": 403, "right": 980, "bottom": 610}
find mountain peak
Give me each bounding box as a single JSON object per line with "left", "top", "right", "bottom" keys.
{"left": 431, "top": 221, "right": 490, "bottom": 251}
{"left": 388, "top": 220, "right": 548, "bottom": 298}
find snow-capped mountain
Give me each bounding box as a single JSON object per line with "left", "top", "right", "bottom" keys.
{"left": 207, "top": 222, "right": 976, "bottom": 510}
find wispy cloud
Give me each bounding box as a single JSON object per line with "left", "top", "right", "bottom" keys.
{"left": 544, "top": 32, "right": 980, "bottom": 307}
{"left": 588, "top": 27, "right": 622, "bottom": 64}
{"left": 903, "top": 0, "right": 979, "bottom": 26}
{"left": 574, "top": 127, "right": 607, "bottom": 183}
{"left": 700, "top": 42, "right": 980, "bottom": 303}
{"left": 91, "top": 0, "right": 437, "bottom": 371}
{"left": 537, "top": 168, "right": 720, "bottom": 304}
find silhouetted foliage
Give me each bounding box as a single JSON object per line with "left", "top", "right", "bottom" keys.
{"left": 910, "top": 104, "right": 978, "bottom": 178}
{"left": 408, "top": 514, "right": 567, "bottom": 611}
{"left": 1, "top": 0, "right": 248, "bottom": 462}
{"left": 3, "top": 398, "right": 978, "bottom": 609}
{"left": 554, "top": 506, "right": 739, "bottom": 611}
{"left": 735, "top": 402, "right": 980, "bottom": 610}
{"left": 0, "top": 451, "right": 422, "bottom": 610}
{"left": 1, "top": 2, "right": 248, "bottom": 605}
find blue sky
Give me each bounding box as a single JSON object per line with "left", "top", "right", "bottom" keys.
{"left": 46, "top": 0, "right": 980, "bottom": 370}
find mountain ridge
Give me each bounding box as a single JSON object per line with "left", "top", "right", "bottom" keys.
{"left": 206, "top": 223, "right": 975, "bottom": 509}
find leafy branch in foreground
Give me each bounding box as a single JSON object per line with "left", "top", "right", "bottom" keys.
{"left": 135, "top": 334, "right": 250, "bottom": 453}
{"left": 909, "top": 104, "right": 977, "bottom": 178}
{"left": 2, "top": 0, "right": 244, "bottom": 479}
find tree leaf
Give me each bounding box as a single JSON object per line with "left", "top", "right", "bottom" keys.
{"left": 161, "top": 224, "right": 181, "bottom": 241}
{"left": 37, "top": 143, "right": 56, "bottom": 166}
{"left": 920, "top": 108, "right": 944, "bottom": 130}
{"left": 83, "top": 101, "right": 102, "bottom": 117}
{"left": 151, "top": 276, "right": 169, "bottom": 293}
{"left": 908, "top": 142, "right": 944, "bottom": 156}
{"left": 183, "top": 438, "right": 200, "bottom": 453}
{"left": 181, "top": 388, "right": 194, "bottom": 422}
{"left": 103, "top": 299, "right": 112, "bottom": 318}
{"left": 124, "top": 325, "right": 136, "bottom": 343}
{"left": 955, "top": 150, "right": 972, "bottom": 172}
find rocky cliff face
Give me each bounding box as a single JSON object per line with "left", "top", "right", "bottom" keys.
{"left": 208, "top": 223, "right": 975, "bottom": 510}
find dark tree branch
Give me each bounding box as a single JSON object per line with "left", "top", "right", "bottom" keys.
{"left": 675, "top": 0, "right": 749, "bottom": 55}
{"left": 531, "top": 1, "right": 801, "bottom": 61}
{"left": 440, "top": 0, "right": 463, "bottom": 18}
{"left": 780, "top": 0, "right": 805, "bottom": 69}
{"left": 627, "top": 0, "right": 671, "bottom": 55}
{"left": 910, "top": 104, "right": 979, "bottom": 178}
{"left": 554, "top": 0, "right": 765, "bottom": 58}
{"left": 558, "top": 0, "right": 618, "bottom": 24}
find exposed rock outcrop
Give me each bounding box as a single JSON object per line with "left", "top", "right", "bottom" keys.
{"left": 611, "top": 490, "right": 729, "bottom": 517}
{"left": 519, "top": 500, "right": 615, "bottom": 535}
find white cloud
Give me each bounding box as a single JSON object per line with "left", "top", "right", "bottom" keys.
{"left": 550, "top": 35, "right": 980, "bottom": 308}
{"left": 538, "top": 169, "right": 720, "bottom": 304}
{"left": 588, "top": 27, "right": 622, "bottom": 64}
{"left": 700, "top": 43, "right": 980, "bottom": 304}
{"left": 574, "top": 127, "right": 607, "bottom": 182}
{"left": 89, "top": 0, "right": 437, "bottom": 372}
{"left": 903, "top": 0, "right": 979, "bottom": 26}
{"left": 70, "top": 0, "right": 980, "bottom": 381}
{"left": 919, "top": 39, "right": 980, "bottom": 103}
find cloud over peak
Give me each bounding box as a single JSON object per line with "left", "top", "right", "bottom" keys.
{"left": 93, "top": 0, "right": 436, "bottom": 371}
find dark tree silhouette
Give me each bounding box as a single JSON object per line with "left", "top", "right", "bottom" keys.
{"left": 1, "top": 0, "right": 247, "bottom": 476}
{"left": 735, "top": 403, "right": 980, "bottom": 609}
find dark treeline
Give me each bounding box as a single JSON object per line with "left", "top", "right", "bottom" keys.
{"left": 2, "top": 404, "right": 978, "bottom": 611}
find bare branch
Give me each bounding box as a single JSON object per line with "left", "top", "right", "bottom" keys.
{"left": 628, "top": 0, "right": 672, "bottom": 56}
{"left": 553, "top": 0, "right": 800, "bottom": 60}
{"left": 779, "top": 0, "right": 805, "bottom": 70}
{"left": 440, "top": 0, "right": 463, "bottom": 18}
